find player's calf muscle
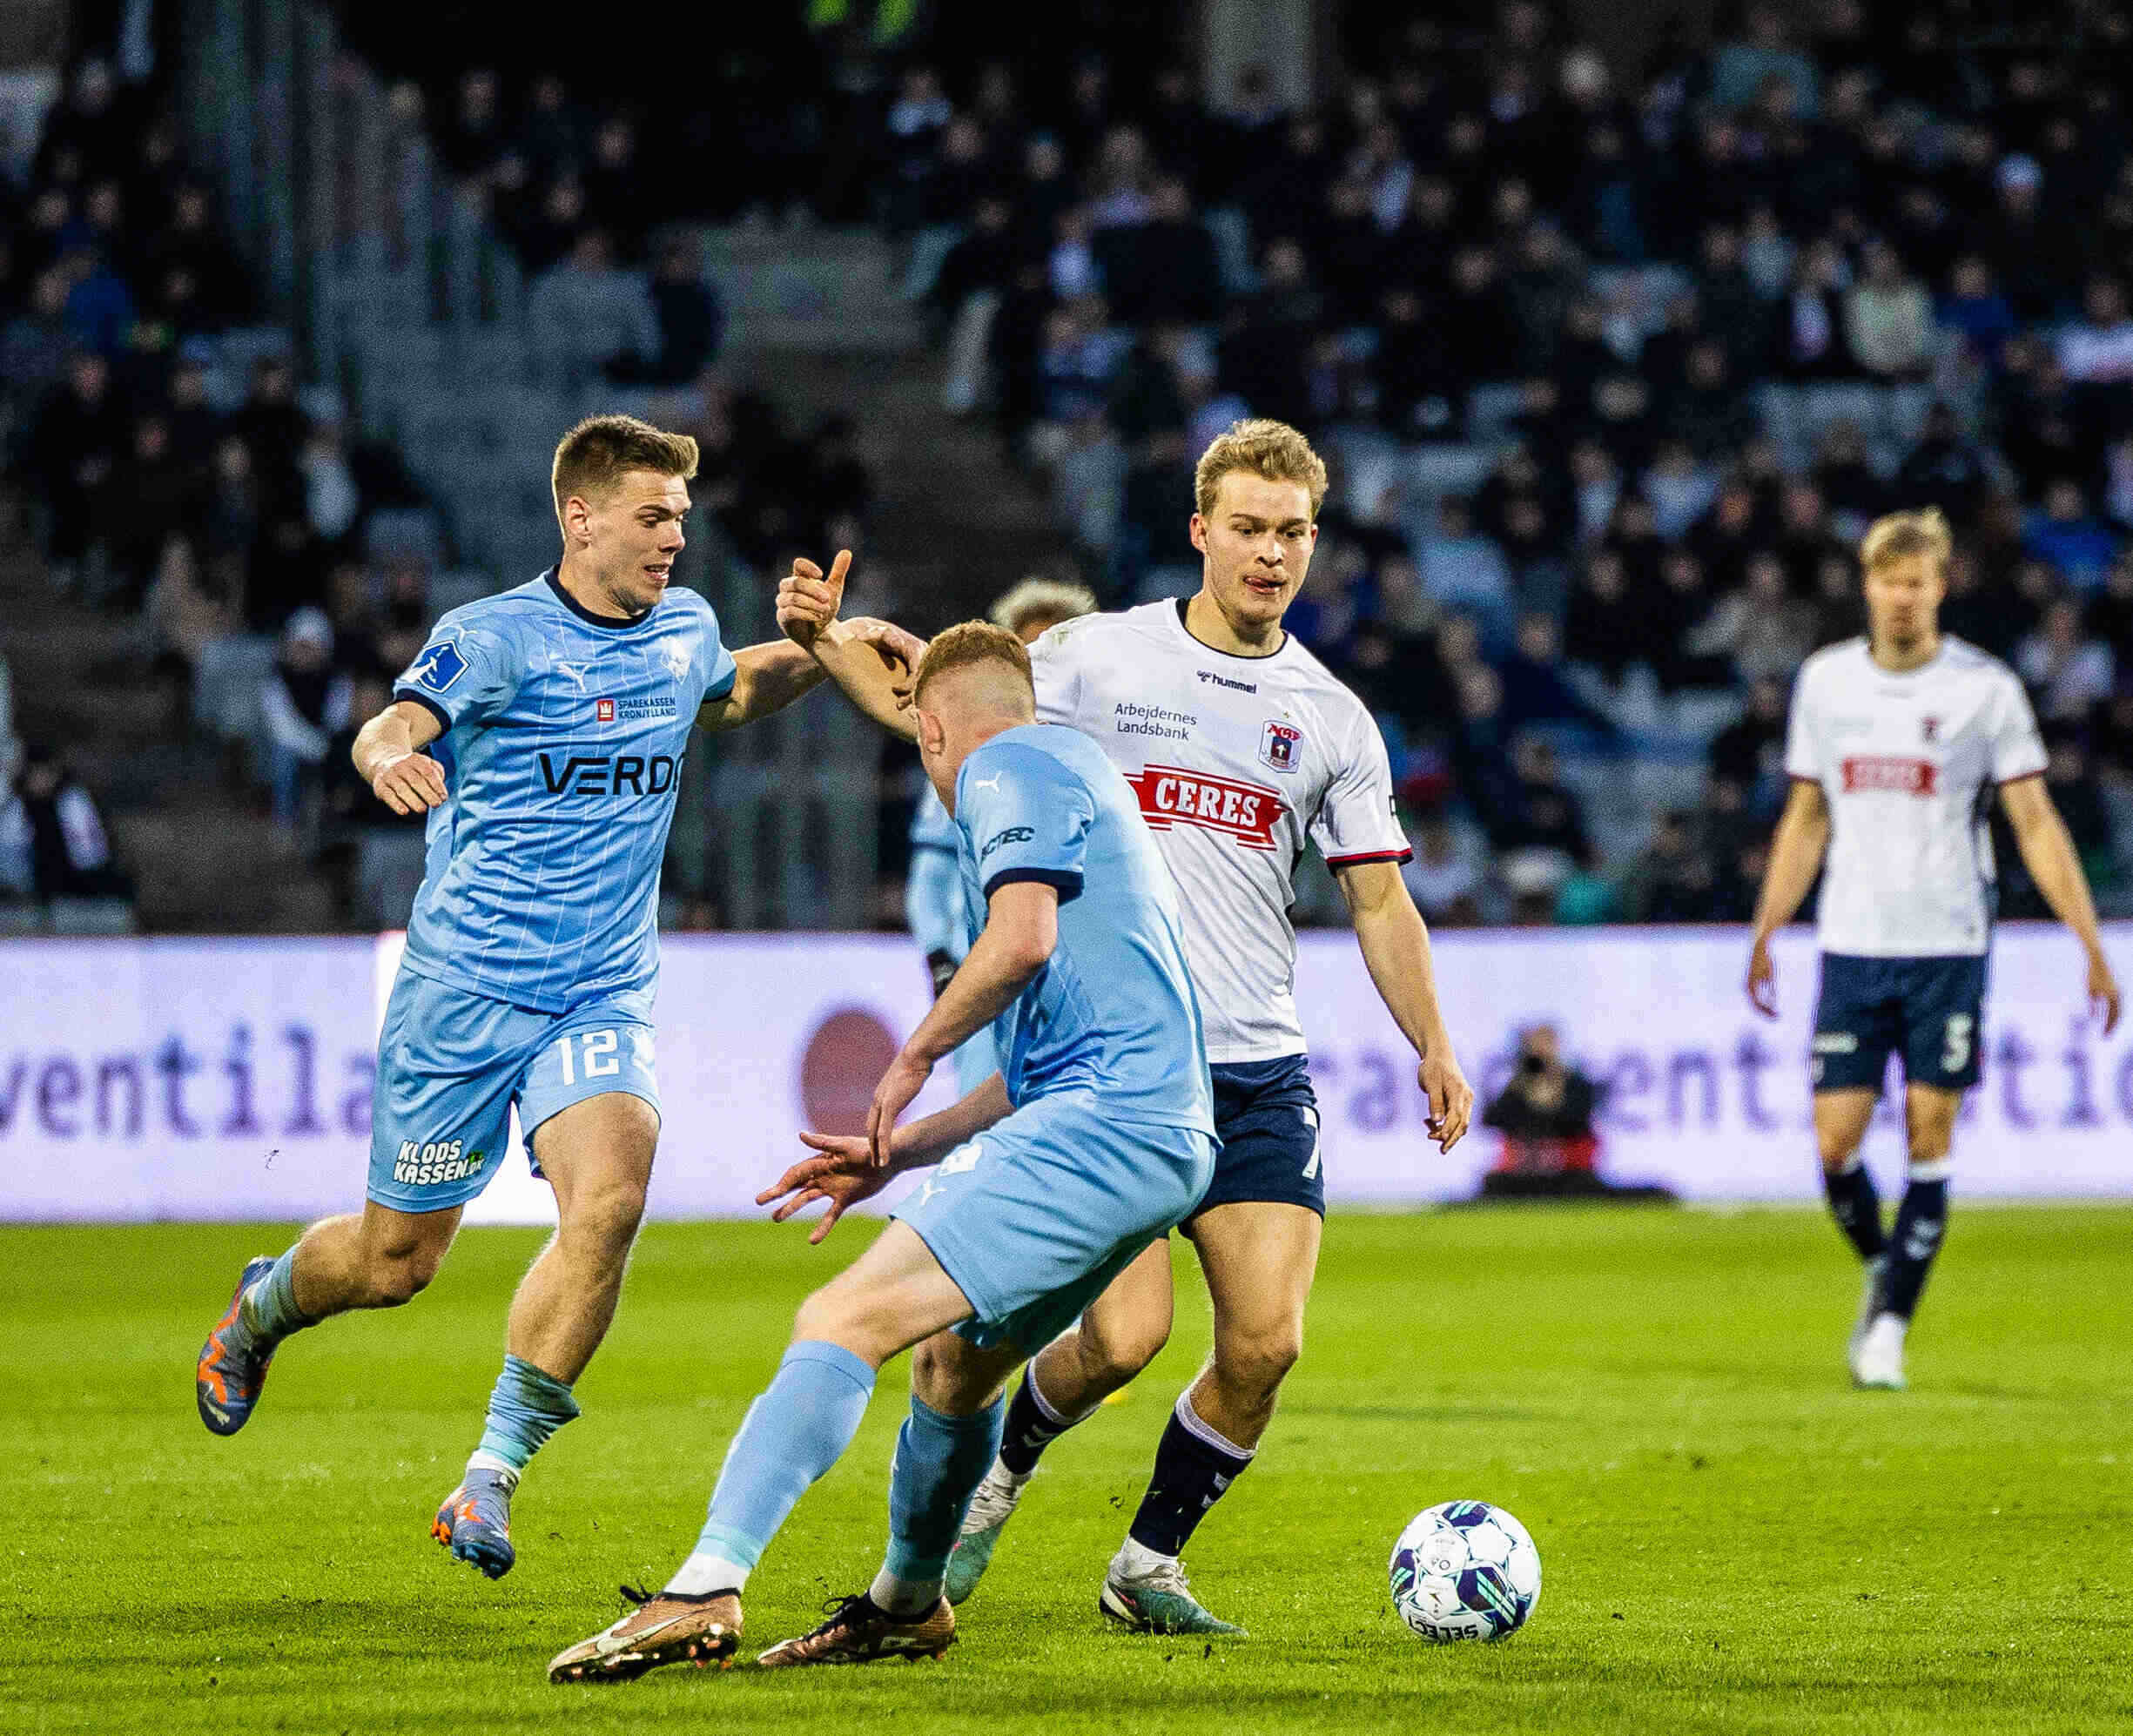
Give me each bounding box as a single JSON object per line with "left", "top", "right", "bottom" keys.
{"left": 303, "top": 1207, "right": 455, "bottom": 1311}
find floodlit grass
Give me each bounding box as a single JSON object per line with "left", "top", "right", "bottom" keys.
{"left": 4, "top": 1206, "right": 2130, "bottom": 1733}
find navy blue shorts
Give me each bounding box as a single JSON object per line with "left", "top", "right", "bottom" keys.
{"left": 1189, "top": 1054, "right": 1323, "bottom": 1221}
{"left": 1812, "top": 953, "right": 1988, "bottom": 1094}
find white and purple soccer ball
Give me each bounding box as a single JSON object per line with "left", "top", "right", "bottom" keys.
{"left": 1388, "top": 1500, "right": 1542, "bottom": 1643}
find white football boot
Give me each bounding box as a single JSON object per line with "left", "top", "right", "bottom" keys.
{"left": 1847, "top": 1255, "right": 1887, "bottom": 1369}
{"left": 1851, "top": 1312, "right": 1908, "bottom": 1389}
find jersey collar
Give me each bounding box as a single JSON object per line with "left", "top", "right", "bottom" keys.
{"left": 544, "top": 567, "right": 663, "bottom": 631}
{"left": 1171, "top": 595, "right": 1292, "bottom": 663}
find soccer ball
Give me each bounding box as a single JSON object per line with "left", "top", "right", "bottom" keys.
{"left": 1388, "top": 1500, "right": 1542, "bottom": 1642}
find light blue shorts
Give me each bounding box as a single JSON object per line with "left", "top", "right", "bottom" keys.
{"left": 367, "top": 969, "right": 660, "bottom": 1214}
{"left": 892, "top": 1088, "right": 1217, "bottom": 1353}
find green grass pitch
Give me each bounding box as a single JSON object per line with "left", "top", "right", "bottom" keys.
{"left": 5, "top": 1205, "right": 2130, "bottom": 1734}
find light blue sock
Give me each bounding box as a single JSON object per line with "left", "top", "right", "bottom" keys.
{"left": 668, "top": 1340, "right": 876, "bottom": 1594}
{"left": 237, "top": 1247, "right": 314, "bottom": 1349}
{"left": 882, "top": 1393, "right": 1007, "bottom": 1585}
{"left": 469, "top": 1355, "right": 580, "bottom": 1478}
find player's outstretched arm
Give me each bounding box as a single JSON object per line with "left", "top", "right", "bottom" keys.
{"left": 867, "top": 881, "right": 1057, "bottom": 1165}
{"left": 776, "top": 548, "right": 926, "bottom": 742}
{"left": 352, "top": 698, "right": 447, "bottom": 815}
{"left": 1999, "top": 774, "right": 2123, "bottom": 1033}
{"left": 1335, "top": 859, "right": 1474, "bottom": 1152}
{"left": 1746, "top": 779, "right": 1831, "bottom": 1017}
{"left": 696, "top": 639, "right": 828, "bottom": 732}
{"left": 762, "top": 1074, "right": 1013, "bottom": 1243}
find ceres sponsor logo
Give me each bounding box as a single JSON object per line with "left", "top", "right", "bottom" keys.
{"left": 1125, "top": 765, "right": 1283, "bottom": 850}
{"left": 1840, "top": 755, "right": 1937, "bottom": 795}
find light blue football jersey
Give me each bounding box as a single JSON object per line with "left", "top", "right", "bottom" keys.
{"left": 907, "top": 783, "right": 973, "bottom": 964}
{"left": 952, "top": 723, "right": 1213, "bottom": 1133}
{"left": 392, "top": 570, "right": 737, "bottom": 1013}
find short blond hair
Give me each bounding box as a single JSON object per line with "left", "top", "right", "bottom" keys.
{"left": 1194, "top": 418, "right": 1329, "bottom": 520}
{"left": 989, "top": 577, "right": 1098, "bottom": 636}
{"left": 1860, "top": 508, "right": 1952, "bottom": 574}
{"left": 913, "top": 620, "right": 1034, "bottom": 709}
{"left": 551, "top": 414, "right": 699, "bottom": 523}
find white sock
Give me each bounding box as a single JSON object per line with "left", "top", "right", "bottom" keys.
{"left": 465, "top": 1450, "right": 521, "bottom": 1486}
{"left": 870, "top": 1567, "right": 942, "bottom": 1617}
{"left": 1112, "top": 1535, "right": 1176, "bottom": 1580}
{"left": 666, "top": 1551, "right": 750, "bottom": 1597}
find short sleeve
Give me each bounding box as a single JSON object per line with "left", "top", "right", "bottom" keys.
{"left": 1989, "top": 670, "right": 2048, "bottom": 784}
{"left": 394, "top": 617, "right": 522, "bottom": 733}
{"left": 702, "top": 636, "right": 737, "bottom": 704}
{"left": 694, "top": 593, "right": 738, "bottom": 703}
{"left": 1781, "top": 667, "right": 1820, "bottom": 783}
{"left": 1028, "top": 620, "right": 1085, "bottom": 727}
{"left": 958, "top": 742, "right": 1095, "bottom": 905}
{"left": 1309, "top": 710, "right": 1412, "bottom": 867}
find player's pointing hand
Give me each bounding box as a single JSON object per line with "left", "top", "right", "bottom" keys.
{"left": 372, "top": 749, "right": 448, "bottom": 816}
{"left": 775, "top": 548, "right": 851, "bottom": 648}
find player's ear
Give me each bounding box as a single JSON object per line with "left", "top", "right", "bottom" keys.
{"left": 1188, "top": 513, "right": 1208, "bottom": 555}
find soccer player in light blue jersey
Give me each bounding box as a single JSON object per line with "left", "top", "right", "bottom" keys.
{"left": 906, "top": 579, "right": 1094, "bottom": 1095}
{"left": 193, "top": 414, "right": 918, "bottom": 1581}
{"left": 548, "top": 621, "right": 1217, "bottom": 1680}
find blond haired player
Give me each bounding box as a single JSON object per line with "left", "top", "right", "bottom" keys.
{"left": 779, "top": 419, "right": 1473, "bottom": 1633}
{"left": 1748, "top": 508, "right": 2121, "bottom": 1389}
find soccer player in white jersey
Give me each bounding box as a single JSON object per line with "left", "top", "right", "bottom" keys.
{"left": 1747, "top": 508, "right": 2121, "bottom": 1389}
{"left": 779, "top": 419, "right": 1474, "bottom": 1633}
{"left": 907, "top": 580, "right": 1096, "bottom": 1096}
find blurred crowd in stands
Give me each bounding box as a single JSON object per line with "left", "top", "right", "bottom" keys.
{"left": 10, "top": 3, "right": 2133, "bottom": 932}
{"left": 880, "top": 0, "right": 2133, "bottom": 923}
{"left": 0, "top": 48, "right": 874, "bottom": 926}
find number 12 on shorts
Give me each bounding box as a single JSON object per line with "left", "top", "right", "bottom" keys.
{"left": 554, "top": 1028, "right": 619, "bottom": 1086}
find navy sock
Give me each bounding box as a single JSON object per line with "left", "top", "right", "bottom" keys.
{"left": 1880, "top": 1167, "right": 1948, "bottom": 1319}
{"left": 998, "top": 1368, "right": 1086, "bottom": 1477}
{"left": 1822, "top": 1160, "right": 1886, "bottom": 1262}
{"left": 1127, "top": 1394, "right": 1254, "bottom": 1558}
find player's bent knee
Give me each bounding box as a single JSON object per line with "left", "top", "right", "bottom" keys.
{"left": 564, "top": 1178, "right": 648, "bottom": 1256}
{"left": 367, "top": 1241, "right": 448, "bottom": 1306}
{"left": 1816, "top": 1131, "right": 1867, "bottom": 1174}
{"left": 1216, "top": 1326, "right": 1302, "bottom": 1396}
{"left": 911, "top": 1333, "right": 1001, "bottom": 1413}
{"left": 791, "top": 1286, "right": 893, "bottom": 1363}
{"left": 1081, "top": 1314, "right": 1167, "bottom": 1386}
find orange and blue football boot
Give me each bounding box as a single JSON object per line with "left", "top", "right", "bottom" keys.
{"left": 195, "top": 1256, "right": 279, "bottom": 1436}
{"left": 433, "top": 1467, "right": 517, "bottom": 1579}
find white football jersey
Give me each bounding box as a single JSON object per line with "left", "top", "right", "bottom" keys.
{"left": 1783, "top": 636, "right": 2046, "bottom": 958}
{"left": 1031, "top": 600, "right": 1411, "bottom": 1063}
